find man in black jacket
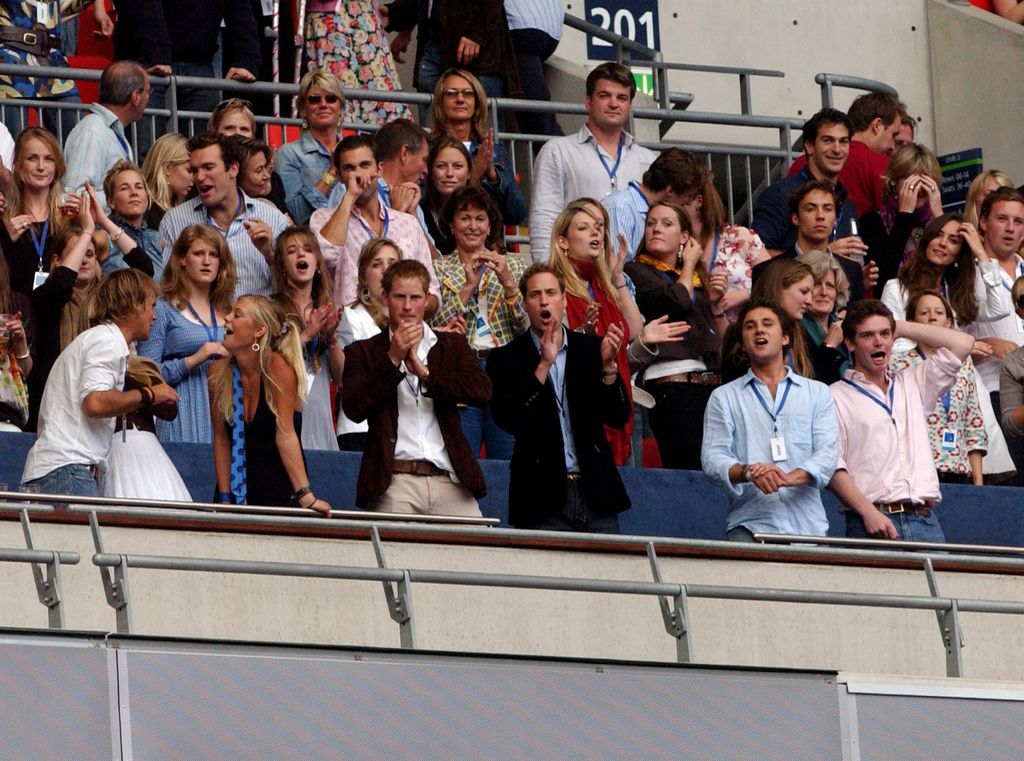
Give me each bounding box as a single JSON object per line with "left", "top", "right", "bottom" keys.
{"left": 487, "top": 263, "right": 631, "bottom": 532}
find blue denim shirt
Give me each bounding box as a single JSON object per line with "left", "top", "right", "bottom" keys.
{"left": 276, "top": 131, "right": 337, "bottom": 225}
{"left": 701, "top": 367, "right": 839, "bottom": 536}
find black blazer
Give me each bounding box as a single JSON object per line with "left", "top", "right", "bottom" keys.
{"left": 487, "top": 330, "right": 631, "bottom": 527}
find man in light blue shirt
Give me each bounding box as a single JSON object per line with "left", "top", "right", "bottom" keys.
{"left": 702, "top": 299, "right": 839, "bottom": 540}
{"left": 64, "top": 61, "right": 150, "bottom": 209}
{"left": 159, "top": 134, "right": 288, "bottom": 298}
{"left": 602, "top": 148, "right": 693, "bottom": 258}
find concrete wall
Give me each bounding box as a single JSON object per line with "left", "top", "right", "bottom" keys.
{"left": 5, "top": 517, "right": 1024, "bottom": 683}
{"left": 927, "top": 0, "right": 1024, "bottom": 182}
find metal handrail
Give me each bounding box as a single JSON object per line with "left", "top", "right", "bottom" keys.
{"left": 815, "top": 72, "right": 900, "bottom": 109}
{"left": 88, "top": 545, "right": 1022, "bottom": 677}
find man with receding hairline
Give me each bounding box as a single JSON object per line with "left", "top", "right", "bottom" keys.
{"left": 64, "top": 60, "right": 150, "bottom": 209}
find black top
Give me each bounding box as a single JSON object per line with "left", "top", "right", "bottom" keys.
{"left": 1, "top": 219, "right": 54, "bottom": 298}
{"left": 860, "top": 209, "right": 919, "bottom": 293}
{"left": 243, "top": 377, "right": 303, "bottom": 508}
{"left": 26, "top": 266, "right": 77, "bottom": 431}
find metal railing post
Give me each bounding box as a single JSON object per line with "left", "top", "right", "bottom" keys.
{"left": 924, "top": 558, "right": 965, "bottom": 678}
{"left": 168, "top": 74, "right": 179, "bottom": 134}
{"left": 646, "top": 542, "right": 692, "bottom": 662}
{"left": 370, "top": 526, "right": 416, "bottom": 648}
{"left": 19, "top": 508, "right": 65, "bottom": 628}
{"left": 89, "top": 511, "right": 133, "bottom": 633}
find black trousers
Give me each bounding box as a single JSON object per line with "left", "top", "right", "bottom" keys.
{"left": 647, "top": 381, "right": 716, "bottom": 471}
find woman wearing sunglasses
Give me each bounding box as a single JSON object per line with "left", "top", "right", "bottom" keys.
{"left": 276, "top": 69, "right": 346, "bottom": 226}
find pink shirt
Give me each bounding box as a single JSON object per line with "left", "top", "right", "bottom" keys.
{"left": 310, "top": 202, "right": 439, "bottom": 308}
{"left": 830, "top": 347, "right": 962, "bottom": 506}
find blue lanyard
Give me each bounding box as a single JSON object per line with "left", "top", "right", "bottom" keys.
{"left": 111, "top": 124, "right": 131, "bottom": 160}
{"left": 916, "top": 347, "right": 951, "bottom": 416}
{"left": 355, "top": 204, "right": 390, "bottom": 239}
{"left": 709, "top": 228, "right": 720, "bottom": 271}
{"left": 29, "top": 218, "right": 49, "bottom": 270}
{"left": 749, "top": 377, "right": 793, "bottom": 433}
{"left": 377, "top": 183, "right": 390, "bottom": 208}
{"left": 595, "top": 134, "right": 625, "bottom": 190}
{"left": 841, "top": 377, "right": 897, "bottom": 424}
{"left": 186, "top": 301, "right": 218, "bottom": 343}
{"left": 629, "top": 180, "right": 647, "bottom": 208}
{"left": 206, "top": 195, "right": 244, "bottom": 232}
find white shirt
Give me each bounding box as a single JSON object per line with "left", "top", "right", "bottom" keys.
{"left": 967, "top": 254, "right": 1024, "bottom": 392}
{"left": 0, "top": 121, "right": 14, "bottom": 169}
{"left": 335, "top": 303, "right": 380, "bottom": 436}
{"left": 504, "top": 0, "right": 564, "bottom": 38}
{"left": 159, "top": 190, "right": 289, "bottom": 299}
{"left": 528, "top": 124, "right": 655, "bottom": 261}
{"left": 22, "top": 323, "right": 129, "bottom": 483}
{"left": 392, "top": 323, "right": 455, "bottom": 475}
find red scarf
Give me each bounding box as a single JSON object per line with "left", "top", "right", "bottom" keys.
{"left": 564, "top": 257, "right": 634, "bottom": 465}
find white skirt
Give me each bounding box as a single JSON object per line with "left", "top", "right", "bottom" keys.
{"left": 100, "top": 428, "right": 192, "bottom": 502}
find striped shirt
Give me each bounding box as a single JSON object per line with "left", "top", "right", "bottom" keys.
{"left": 159, "top": 190, "right": 289, "bottom": 299}
{"left": 504, "top": 0, "right": 564, "bottom": 38}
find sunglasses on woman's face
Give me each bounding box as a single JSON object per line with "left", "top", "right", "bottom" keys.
{"left": 306, "top": 94, "right": 339, "bottom": 105}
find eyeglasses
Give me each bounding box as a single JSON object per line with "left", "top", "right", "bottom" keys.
{"left": 306, "top": 94, "right": 340, "bottom": 105}
{"left": 442, "top": 88, "right": 475, "bottom": 100}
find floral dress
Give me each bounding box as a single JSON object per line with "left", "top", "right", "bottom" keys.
{"left": 0, "top": 0, "right": 93, "bottom": 99}
{"left": 304, "top": 0, "right": 410, "bottom": 126}
{"left": 710, "top": 224, "right": 766, "bottom": 323}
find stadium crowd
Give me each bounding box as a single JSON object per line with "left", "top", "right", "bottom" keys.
{"left": 1, "top": 2, "right": 1023, "bottom": 546}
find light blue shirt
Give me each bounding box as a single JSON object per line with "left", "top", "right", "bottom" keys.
{"left": 701, "top": 367, "right": 839, "bottom": 537}
{"left": 276, "top": 130, "right": 337, "bottom": 225}
{"left": 158, "top": 190, "right": 289, "bottom": 299}
{"left": 63, "top": 103, "right": 133, "bottom": 209}
{"left": 602, "top": 180, "right": 649, "bottom": 260}
{"left": 530, "top": 327, "right": 577, "bottom": 471}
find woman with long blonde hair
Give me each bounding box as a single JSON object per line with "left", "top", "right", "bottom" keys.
{"left": 140, "top": 133, "right": 191, "bottom": 227}
{"left": 2, "top": 127, "right": 75, "bottom": 296}
{"left": 137, "top": 224, "right": 237, "bottom": 444}
{"left": 209, "top": 295, "right": 330, "bottom": 513}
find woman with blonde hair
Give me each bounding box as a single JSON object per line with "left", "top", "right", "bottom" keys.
{"left": 334, "top": 237, "right": 402, "bottom": 451}
{"left": 138, "top": 224, "right": 237, "bottom": 444}
{"left": 860, "top": 142, "right": 944, "bottom": 288}
{"left": 1, "top": 127, "right": 75, "bottom": 296}
{"left": 141, "top": 133, "right": 192, "bottom": 228}
{"left": 271, "top": 226, "right": 344, "bottom": 451}
{"left": 796, "top": 249, "right": 850, "bottom": 384}
{"left": 275, "top": 68, "right": 346, "bottom": 225}
{"left": 429, "top": 68, "right": 526, "bottom": 226}
{"left": 210, "top": 97, "right": 258, "bottom": 138}
{"left": 209, "top": 295, "right": 331, "bottom": 513}
{"left": 964, "top": 169, "right": 1014, "bottom": 228}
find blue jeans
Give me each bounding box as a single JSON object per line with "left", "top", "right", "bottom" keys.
{"left": 23, "top": 463, "right": 98, "bottom": 498}
{"left": 845, "top": 509, "right": 946, "bottom": 544}
{"left": 459, "top": 402, "right": 515, "bottom": 460}
{"left": 526, "top": 478, "right": 620, "bottom": 534}
{"left": 416, "top": 40, "right": 505, "bottom": 98}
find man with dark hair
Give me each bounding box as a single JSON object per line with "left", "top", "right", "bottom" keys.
{"left": 63, "top": 60, "right": 150, "bottom": 208}
{"left": 752, "top": 108, "right": 864, "bottom": 260}
{"left": 342, "top": 259, "right": 490, "bottom": 516}
{"left": 702, "top": 299, "right": 838, "bottom": 541}
{"left": 529, "top": 61, "right": 656, "bottom": 261}
{"left": 788, "top": 91, "right": 902, "bottom": 216}
{"left": 895, "top": 108, "right": 916, "bottom": 150}
{"left": 602, "top": 148, "right": 693, "bottom": 256}
{"left": 22, "top": 269, "right": 175, "bottom": 497}
{"left": 829, "top": 299, "right": 975, "bottom": 542}
{"left": 312, "top": 135, "right": 439, "bottom": 314}
{"left": 370, "top": 119, "right": 435, "bottom": 243}
{"left": 487, "top": 262, "right": 631, "bottom": 531}
{"left": 751, "top": 179, "right": 868, "bottom": 302}
{"left": 159, "top": 133, "right": 288, "bottom": 298}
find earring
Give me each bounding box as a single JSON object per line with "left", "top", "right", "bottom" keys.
{"left": 252, "top": 341, "right": 260, "bottom": 352}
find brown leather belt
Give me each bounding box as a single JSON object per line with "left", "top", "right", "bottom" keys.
{"left": 875, "top": 501, "right": 933, "bottom": 518}
{"left": 393, "top": 459, "right": 448, "bottom": 477}
{"left": 649, "top": 371, "right": 722, "bottom": 387}
{"left": 472, "top": 348, "right": 490, "bottom": 360}
{"left": 0, "top": 26, "right": 62, "bottom": 56}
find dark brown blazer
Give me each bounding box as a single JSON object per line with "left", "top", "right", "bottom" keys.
{"left": 341, "top": 328, "right": 491, "bottom": 507}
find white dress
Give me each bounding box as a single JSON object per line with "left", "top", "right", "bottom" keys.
{"left": 301, "top": 360, "right": 341, "bottom": 451}
{"left": 101, "top": 428, "right": 192, "bottom": 502}
{"left": 335, "top": 304, "right": 382, "bottom": 436}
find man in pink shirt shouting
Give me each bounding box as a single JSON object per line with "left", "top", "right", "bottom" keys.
{"left": 828, "top": 299, "right": 975, "bottom": 542}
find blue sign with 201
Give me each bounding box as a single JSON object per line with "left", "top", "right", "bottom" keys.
{"left": 584, "top": 0, "right": 661, "bottom": 61}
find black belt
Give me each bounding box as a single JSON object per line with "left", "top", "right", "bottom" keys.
{"left": 0, "top": 26, "right": 62, "bottom": 56}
